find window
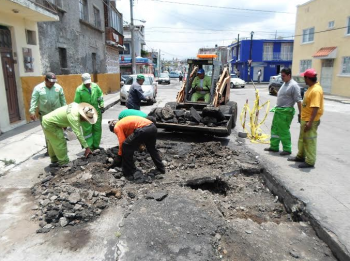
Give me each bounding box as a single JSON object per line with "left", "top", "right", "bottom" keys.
{"left": 79, "top": 0, "right": 88, "bottom": 21}
{"left": 110, "top": 10, "right": 123, "bottom": 34}
{"left": 302, "top": 27, "right": 314, "bottom": 43}
{"left": 93, "top": 6, "right": 101, "bottom": 28}
{"left": 347, "top": 17, "right": 350, "bottom": 35}
{"left": 281, "top": 43, "right": 293, "bottom": 60}
{"left": 120, "top": 43, "right": 130, "bottom": 55}
{"left": 341, "top": 57, "right": 350, "bottom": 75}
{"left": 328, "top": 21, "right": 334, "bottom": 29}
{"left": 25, "top": 30, "right": 36, "bottom": 45}
{"left": 263, "top": 43, "right": 273, "bottom": 60}
{"left": 300, "top": 60, "right": 312, "bottom": 73}
{"left": 58, "top": 47, "right": 67, "bottom": 68}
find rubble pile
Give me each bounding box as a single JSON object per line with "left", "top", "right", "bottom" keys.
{"left": 31, "top": 141, "right": 260, "bottom": 233}
{"left": 149, "top": 106, "right": 229, "bottom": 127}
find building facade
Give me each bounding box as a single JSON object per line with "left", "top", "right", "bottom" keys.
{"left": 228, "top": 39, "right": 294, "bottom": 82}
{"left": 292, "top": 0, "right": 350, "bottom": 96}
{"left": 37, "top": 0, "right": 107, "bottom": 75}
{"left": 119, "top": 25, "right": 153, "bottom": 75}
{"left": 0, "top": 0, "right": 58, "bottom": 133}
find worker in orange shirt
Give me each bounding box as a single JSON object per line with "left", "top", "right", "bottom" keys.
{"left": 108, "top": 116, "right": 165, "bottom": 179}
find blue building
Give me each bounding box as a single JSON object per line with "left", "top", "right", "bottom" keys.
{"left": 228, "top": 39, "right": 294, "bottom": 82}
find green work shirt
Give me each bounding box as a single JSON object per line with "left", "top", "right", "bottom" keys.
{"left": 42, "top": 103, "right": 88, "bottom": 148}
{"left": 29, "top": 82, "right": 67, "bottom": 116}
{"left": 118, "top": 109, "right": 147, "bottom": 120}
{"left": 192, "top": 75, "right": 211, "bottom": 91}
{"left": 74, "top": 82, "right": 104, "bottom": 110}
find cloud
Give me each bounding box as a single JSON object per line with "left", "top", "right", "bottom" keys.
{"left": 116, "top": 0, "right": 307, "bottom": 59}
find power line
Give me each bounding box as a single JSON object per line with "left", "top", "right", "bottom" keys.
{"left": 146, "top": 0, "right": 294, "bottom": 14}
{"left": 146, "top": 26, "right": 349, "bottom": 43}
{"left": 147, "top": 27, "right": 294, "bottom": 33}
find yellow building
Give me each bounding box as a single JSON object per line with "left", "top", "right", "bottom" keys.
{"left": 0, "top": 0, "right": 58, "bottom": 133}
{"left": 292, "top": 0, "right": 350, "bottom": 96}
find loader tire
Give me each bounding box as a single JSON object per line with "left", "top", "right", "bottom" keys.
{"left": 165, "top": 102, "right": 178, "bottom": 110}
{"left": 227, "top": 101, "right": 238, "bottom": 129}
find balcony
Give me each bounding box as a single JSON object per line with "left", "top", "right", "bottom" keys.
{"left": 2, "top": 0, "right": 58, "bottom": 21}
{"left": 106, "top": 27, "right": 124, "bottom": 49}
{"left": 263, "top": 52, "right": 293, "bottom": 61}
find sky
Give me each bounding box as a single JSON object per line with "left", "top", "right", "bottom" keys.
{"left": 115, "top": 0, "right": 308, "bottom": 59}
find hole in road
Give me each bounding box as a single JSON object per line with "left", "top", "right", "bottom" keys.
{"left": 185, "top": 177, "right": 229, "bottom": 196}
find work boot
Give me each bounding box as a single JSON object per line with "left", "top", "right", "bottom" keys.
{"left": 154, "top": 168, "right": 166, "bottom": 175}
{"left": 49, "top": 162, "right": 59, "bottom": 167}
{"left": 298, "top": 162, "right": 314, "bottom": 168}
{"left": 287, "top": 156, "right": 305, "bottom": 162}
{"left": 264, "top": 147, "right": 279, "bottom": 152}
{"left": 280, "top": 151, "right": 291, "bottom": 156}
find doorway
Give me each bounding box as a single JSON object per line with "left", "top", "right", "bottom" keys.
{"left": 0, "top": 26, "right": 20, "bottom": 123}
{"left": 320, "top": 59, "right": 334, "bottom": 94}
{"left": 253, "top": 66, "right": 264, "bottom": 82}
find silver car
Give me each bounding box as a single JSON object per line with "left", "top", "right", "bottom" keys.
{"left": 120, "top": 75, "right": 157, "bottom": 105}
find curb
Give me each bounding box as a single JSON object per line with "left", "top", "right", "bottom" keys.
{"left": 232, "top": 136, "right": 350, "bottom": 261}
{"left": 105, "top": 96, "right": 120, "bottom": 111}
{"left": 324, "top": 97, "right": 350, "bottom": 104}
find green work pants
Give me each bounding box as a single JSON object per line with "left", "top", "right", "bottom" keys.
{"left": 191, "top": 92, "right": 210, "bottom": 103}
{"left": 42, "top": 124, "right": 69, "bottom": 165}
{"left": 296, "top": 120, "right": 320, "bottom": 166}
{"left": 81, "top": 110, "right": 102, "bottom": 150}
{"left": 270, "top": 107, "right": 295, "bottom": 153}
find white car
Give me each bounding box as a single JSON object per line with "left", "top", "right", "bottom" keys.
{"left": 230, "top": 74, "right": 246, "bottom": 88}
{"left": 120, "top": 75, "right": 157, "bottom": 105}
{"left": 157, "top": 73, "right": 171, "bottom": 84}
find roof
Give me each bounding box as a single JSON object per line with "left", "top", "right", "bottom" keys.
{"left": 313, "top": 47, "right": 337, "bottom": 58}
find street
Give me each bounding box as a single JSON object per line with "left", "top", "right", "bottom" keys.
{"left": 0, "top": 79, "right": 349, "bottom": 260}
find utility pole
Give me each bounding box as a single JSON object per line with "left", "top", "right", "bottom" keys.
{"left": 130, "top": 0, "right": 136, "bottom": 74}
{"left": 236, "top": 34, "right": 240, "bottom": 72}
{"left": 248, "top": 31, "right": 254, "bottom": 82}
{"left": 158, "top": 49, "right": 161, "bottom": 76}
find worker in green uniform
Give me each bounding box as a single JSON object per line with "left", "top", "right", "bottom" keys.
{"left": 191, "top": 68, "right": 211, "bottom": 103}
{"left": 118, "top": 109, "right": 147, "bottom": 120}
{"left": 29, "top": 72, "right": 67, "bottom": 155}
{"left": 42, "top": 102, "right": 97, "bottom": 167}
{"left": 74, "top": 73, "right": 104, "bottom": 151}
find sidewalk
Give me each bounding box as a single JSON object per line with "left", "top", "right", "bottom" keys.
{"left": 0, "top": 92, "right": 120, "bottom": 175}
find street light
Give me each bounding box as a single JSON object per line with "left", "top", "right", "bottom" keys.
{"left": 134, "top": 19, "right": 146, "bottom": 23}
{"left": 248, "top": 31, "right": 254, "bottom": 82}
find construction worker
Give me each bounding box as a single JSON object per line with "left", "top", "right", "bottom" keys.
{"left": 126, "top": 74, "right": 150, "bottom": 110}
{"left": 191, "top": 69, "right": 211, "bottom": 103}
{"left": 74, "top": 73, "right": 104, "bottom": 151}
{"left": 29, "top": 72, "right": 67, "bottom": 155}
{"left": 108, "top": 116, "right": 165, "bottom": 179}
{"left": 264, "top": 68, "right": 302, "bottom": 155}
{"left": 42, "top": 102, "right": 97, "bottom": 167}
{"left": 288, "top": 69, "right": 324, "bottom": 168}
{"left": 118, "top": 109, "right": 147, "bottom": 120}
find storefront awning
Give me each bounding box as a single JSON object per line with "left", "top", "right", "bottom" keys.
{"left": 312, "top": 47, "right": 337, "bottom": 59}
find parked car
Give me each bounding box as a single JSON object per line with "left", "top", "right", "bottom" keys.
{"left": 157, "top": 73, "right": 171, "bottom": 84}
{"left": 145, "top": 74, "right": 158, "bottom": 95}
{"left": 230, "top": 74, "right": 246, "bottom": 88}
{"left": 169, "top": 71, "right": 180, "bottom": 78}
{"left": 120, "top": 75, "right": 157, "bottom": 105}
{"left": 268, "top": 74, "right": 306, "bottom": 98}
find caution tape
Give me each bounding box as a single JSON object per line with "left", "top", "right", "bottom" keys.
{"left": 240, "top": 82, "right": 270, "bottom": 144}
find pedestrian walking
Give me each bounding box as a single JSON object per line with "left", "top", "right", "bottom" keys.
{"left": 237, "top": 69, "right": 240, "bottom": 78}
{"left": 29, "top": 72, "right": 67, "bottom": 155}
{"left": 108, "top": 116, "right": 165, "bottom": 179}
{"left": 288, "top": 69, "right": 324, "bottom": 168}
{"left": 179, "top": 74, "right": 183, "bottom": 82}
{"left": 74, "top": 73, "right": 105, "bottom": 151}
{"left": 126, "top": 74, "right": 150, "bottom": 110}
{"left": 264, "top": 68, "right": 302, "bottom": 155}
{"left": 42, "top": 102, "right": 96, "bottom": 167}
{"left": 257, "top": 69, "right": 262, "bottom": 83}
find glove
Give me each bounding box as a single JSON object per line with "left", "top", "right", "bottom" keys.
{"left": 298, "top": 114, "right": 301, "bottom": 123}
{"left": 100, "top": 107, "right": 105, "bottom": 114}
{"left": 110, "top": 155, "right": 122, "bottom": 168}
